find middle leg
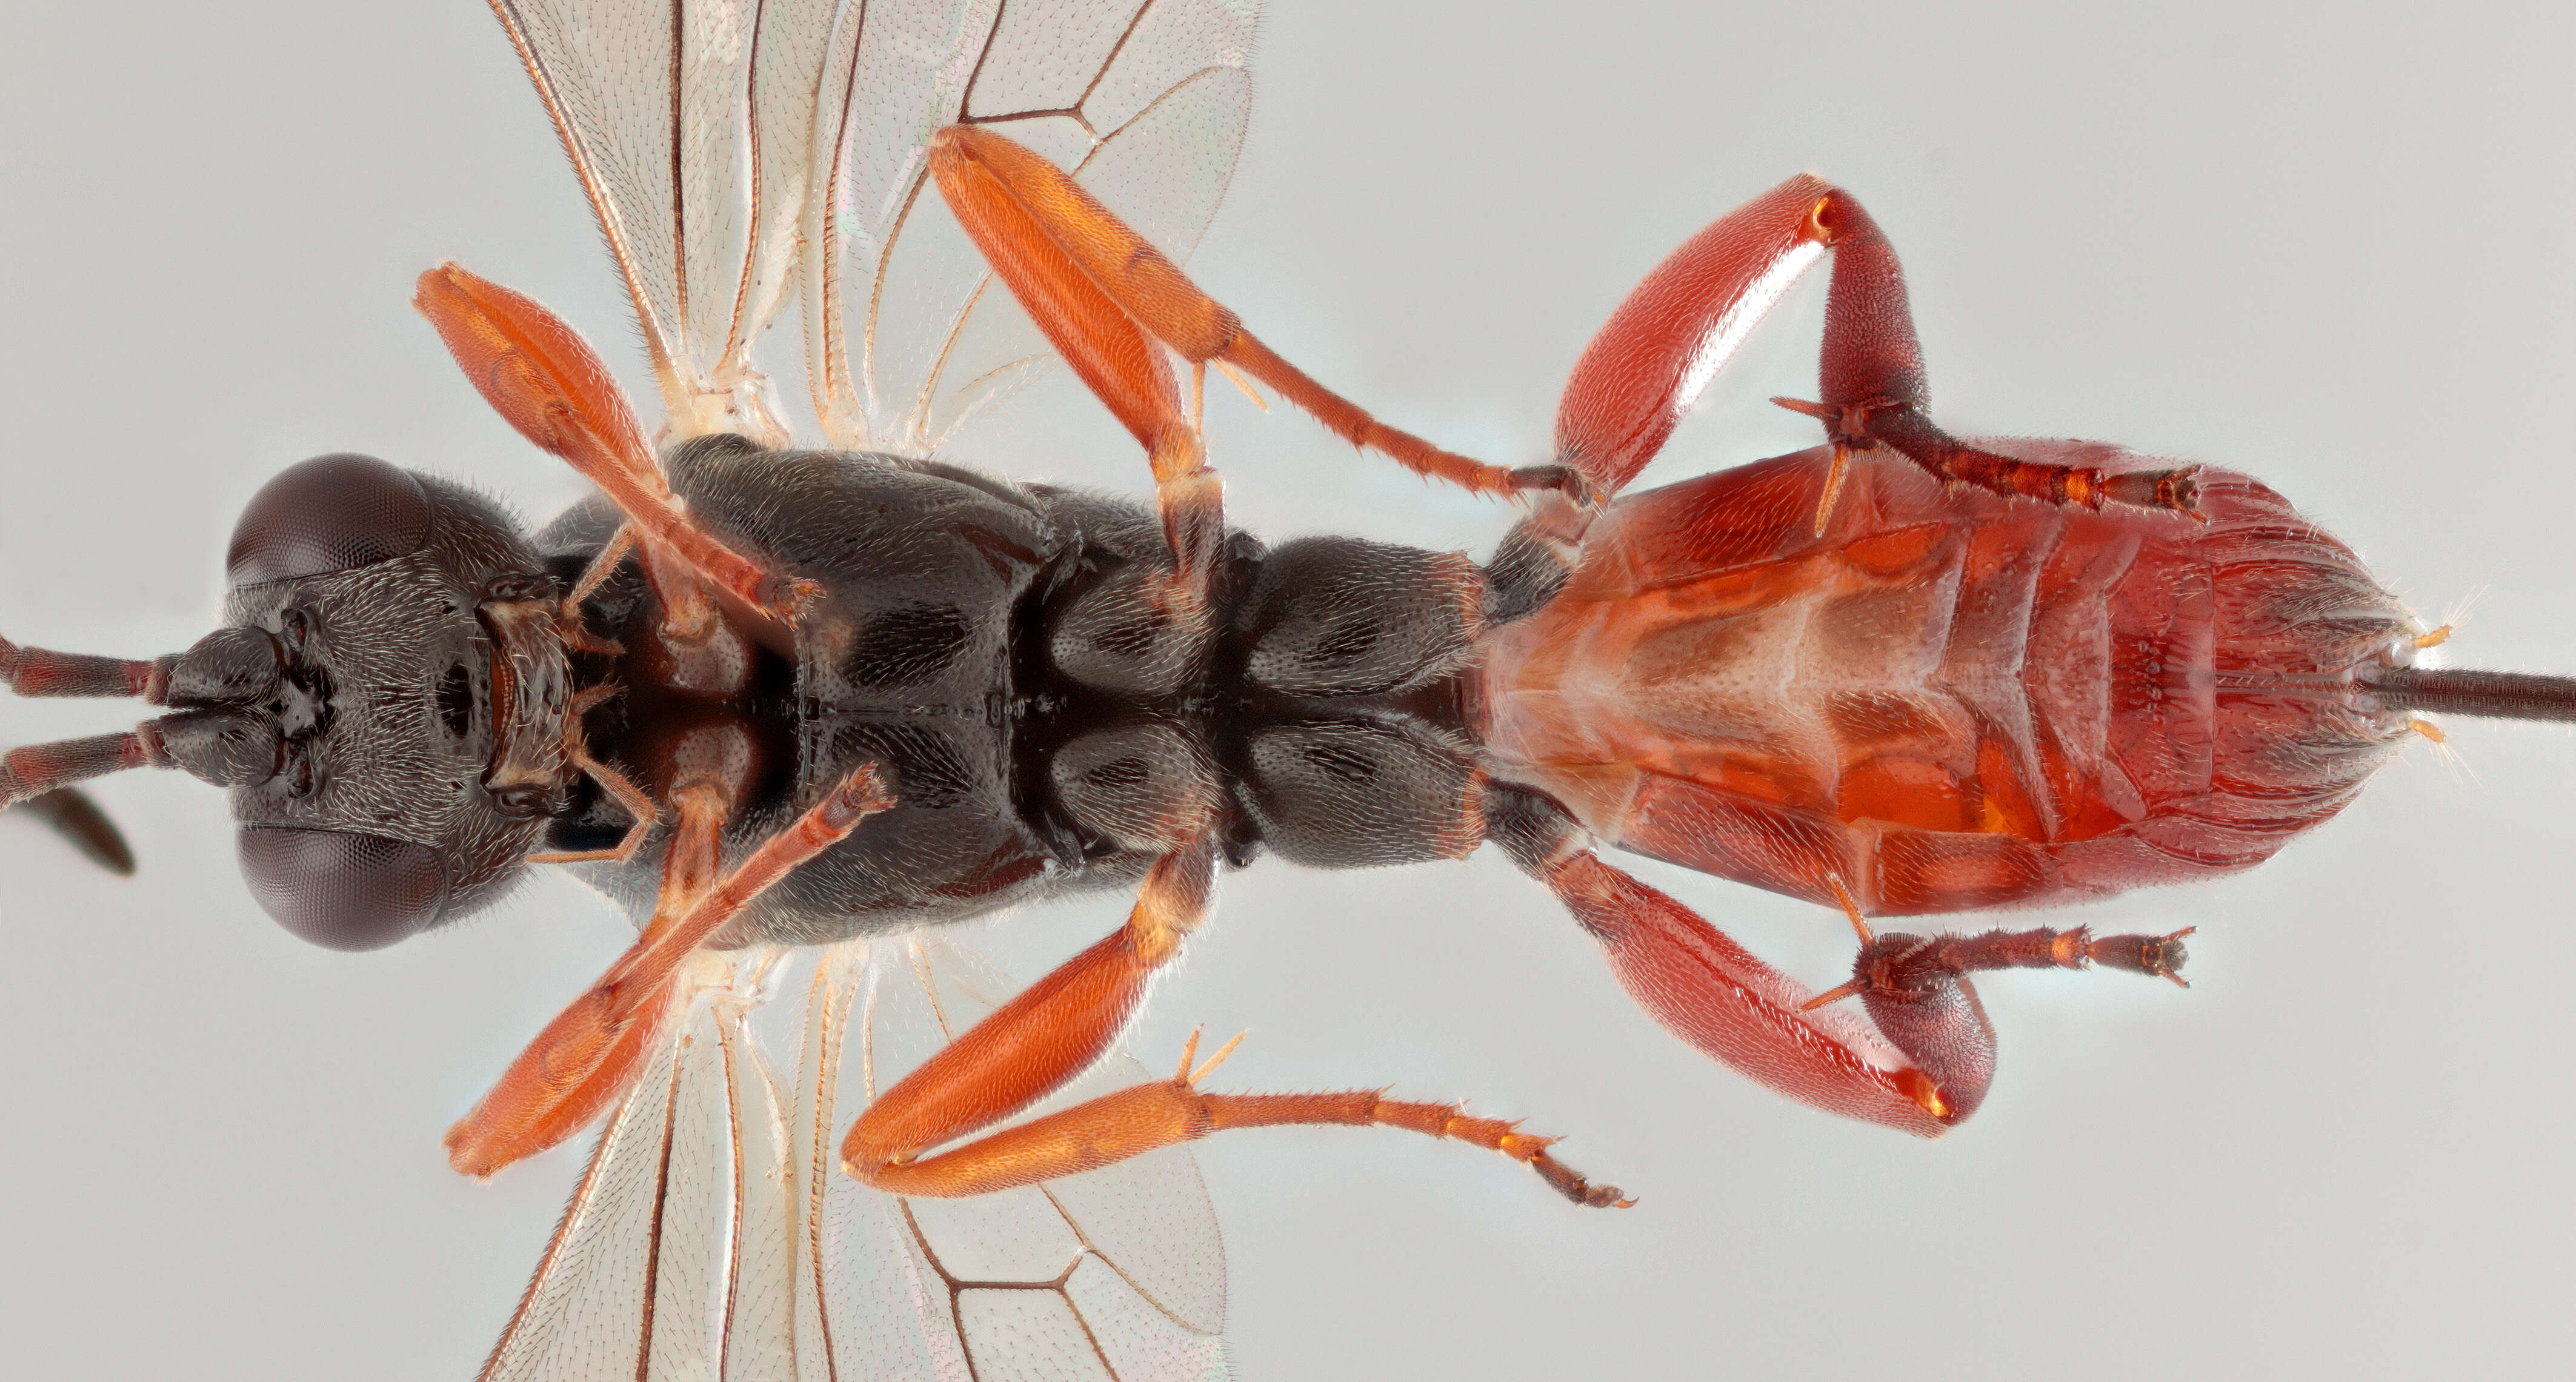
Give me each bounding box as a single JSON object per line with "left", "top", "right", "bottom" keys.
{"left": 928, "top": 125, "right": 1586, "bottom": 507}
{"left": 837, "top": 836, "right": 1628, "bottom": 1208}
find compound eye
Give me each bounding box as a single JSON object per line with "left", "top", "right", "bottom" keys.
{"left": 236, "top": 826, "right": 445, "bottom": 951}
{"left": 228, "top": 454, "right": 433, "bottom": 586}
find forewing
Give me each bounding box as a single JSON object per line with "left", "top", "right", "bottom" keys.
{"left": 481, "top": 939, "right": 1228, "bottom": 1380}
{"left": 488, "top": 0, "right": 833, "bottom": 442}
{"left": 798, "top": 0, "right": 1256, "bottom": 455}
{"left": 478, "top": 952, "right": 799, "bottom": 1382}
{"left": 784, "top": 937, "right": 1230, "bottom": 1381}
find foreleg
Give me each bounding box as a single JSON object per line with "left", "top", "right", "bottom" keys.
{"left": 445, "top": 764, "right": 891, "bottom": 1177}
{"left": 413, "top": 264, "right": 820, "bottom": 637}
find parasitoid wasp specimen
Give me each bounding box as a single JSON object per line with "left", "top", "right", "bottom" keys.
{"left": 5, "top": 0, "right": 2571, "bottom": 1204}
{"left": 4, "top": 1, "right": 2571, "bottom": 1375}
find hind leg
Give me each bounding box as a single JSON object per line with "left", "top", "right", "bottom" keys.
{"left": 838, "top": 839, "right": 1626, "bottom": 1210}
{"left": 1553, "top": 174, "right": 2202, "bottom": 530}
{"left": 1483, "top": 779, "right": 2189, "bottom": 1132}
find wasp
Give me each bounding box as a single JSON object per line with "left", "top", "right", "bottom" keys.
{"left": 4, "top": 2, "right": 2568, "bottom": 1377}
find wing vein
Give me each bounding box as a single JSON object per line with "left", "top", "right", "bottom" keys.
{"left": 1063, "top": 1277, "right": 1125, "bottom": 1382}
{"left": 715, "top": 1013, "right": 748, "bottom": 1380}
{"left": 1092, "top": 60, "right": 1239, "bottom": 147}
{"left": 805, "top": 960, "right": 850, "bottom": 1381}
{"left": 813, "top": 0, "right": 879, "bottom": 445}
{"left": 667, "top": 0, "right": 691, "bottom": 367}
{"left": 1072, "top": 1, "right": 1158, "bottom": 124}
{"left": 634, "top": 1043, "right": 688, "bottom": 1382}
{"left": 863, "top": 162, "right": 938, "bottom": 445}
{"left": 902, "top": 270, "right": 999, "bottom": 448}
{"left": 483, "top": 0, "right": 683, "bottom": 384}
{"left": 721, "top": 0, "right": 775, "bottom": 369}
{"left": 476, "top": 1065, "right": 654, "bottom": 1382}
{"left": 1037, "top": 1183, "right": 1217, "bottom": 1337}
{"left": 897, "top": 1198, "right": 985, "bottom": 1382}
{"left": 951, "top": 0, "right": 1153, "bottom": 135}
{"left": 956, "top": 0, "right": 1011, "bottom": 122}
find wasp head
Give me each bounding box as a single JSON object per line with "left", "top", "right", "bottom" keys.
{"left": 3, "top": 453, "right": 581, "bottom": 950}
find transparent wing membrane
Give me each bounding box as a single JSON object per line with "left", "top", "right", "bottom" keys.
{"left": 478, "top": 954, "right": 799, "bottom": 1381}
{"left": 485, "top": 1, "right": 1253, "bottom": 1372}
{"left": 483, "top": 944, "right": 1228, "bottom": 1381}
{"left": 488, "top": 0, "right": 827, "bottom": 442}
{"left": 490, "top": 0, "right": 1253, "bottom": 456}
{"left": 800, "top": 0, "right": 1254, "bottom": 454}
{"left": 788, "top": 938, "right": 1228, "bottom": 1381}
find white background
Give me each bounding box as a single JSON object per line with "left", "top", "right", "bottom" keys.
{"left": 4, "top": 2, "right": 2573, "bottom": 1378}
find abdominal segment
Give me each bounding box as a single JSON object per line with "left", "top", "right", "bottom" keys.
{"left": 1479, "top": 443, "right": 2414, "bottom": 915}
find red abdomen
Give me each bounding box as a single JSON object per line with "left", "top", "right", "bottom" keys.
{"left": 1478, "top": 441, "right": 2414, "bottom": 914}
